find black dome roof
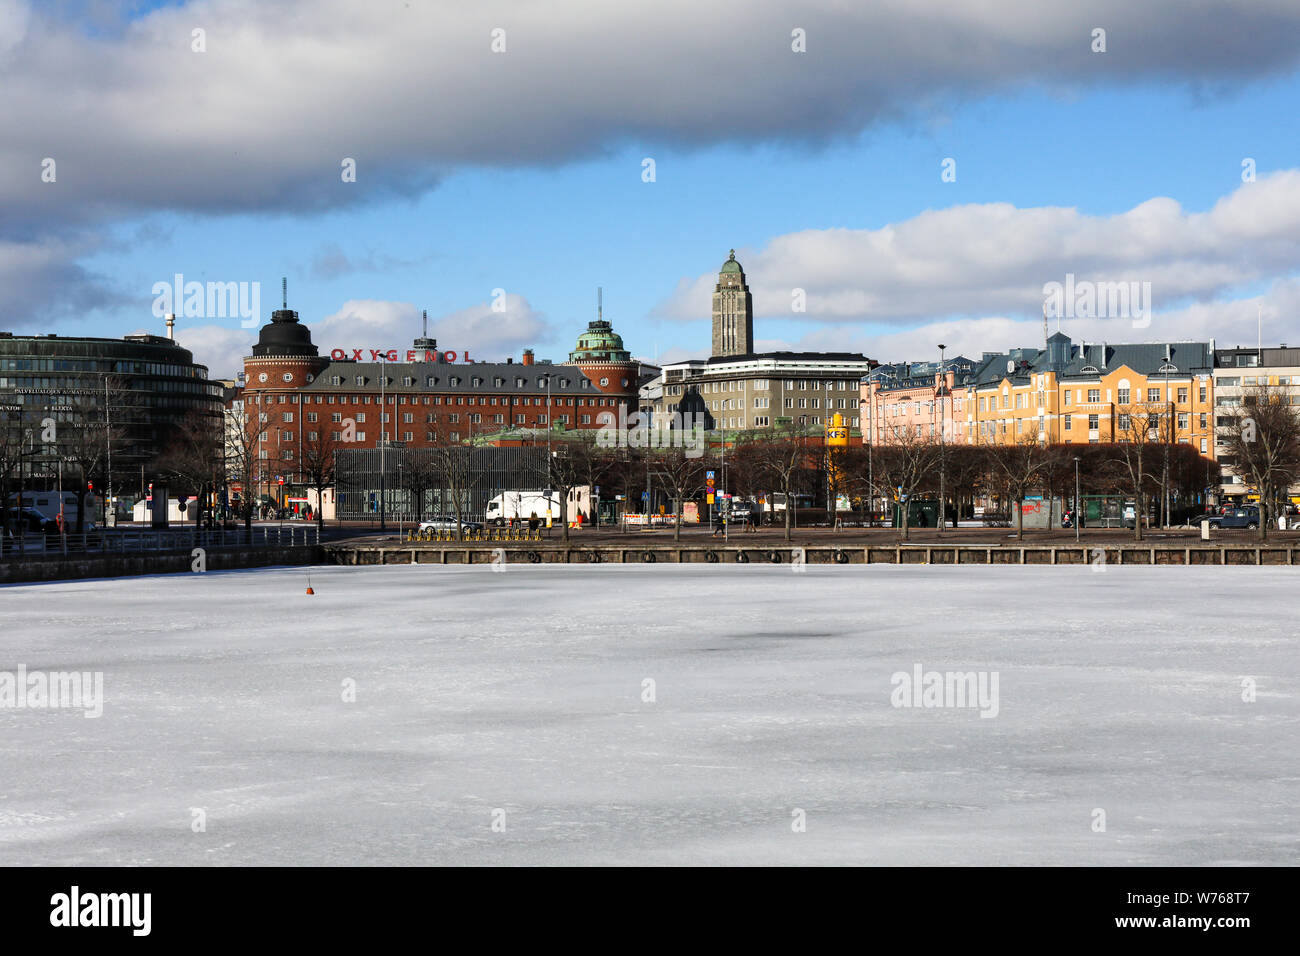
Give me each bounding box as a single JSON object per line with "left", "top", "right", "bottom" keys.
{"left": 252, "top": 309, "right": 318, "bottom": 357}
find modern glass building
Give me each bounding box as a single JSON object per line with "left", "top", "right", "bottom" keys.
{"left": 0, "top": 331, "right": 224, "bottom": 490}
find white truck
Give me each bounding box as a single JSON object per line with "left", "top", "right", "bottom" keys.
{"left": 485, "top": 487, "right": 593, "bottom": 526}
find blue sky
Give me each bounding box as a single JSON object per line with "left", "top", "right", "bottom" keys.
{"left": 5, "top": 0, "right": 1300, "bottom": 375}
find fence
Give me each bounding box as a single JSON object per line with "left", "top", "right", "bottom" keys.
{"left": 1, "top": 525, "right": 320, "bottom": 558}
{"left": 334, "top": 446, "right": 550, "bottom": 522}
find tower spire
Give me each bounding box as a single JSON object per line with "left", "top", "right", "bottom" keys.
{"left": 598, "top": 287, "right": 602, "bottom": 322}
{"left": 282, "top": 277, "right": 287, "bottom": 309}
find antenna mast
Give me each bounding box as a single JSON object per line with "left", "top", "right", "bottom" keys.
{"left": 598, "top": 287, "right": 603, "bottom": 322}
{"left": 282, "top": 277, "right": 287, "bottom": 309}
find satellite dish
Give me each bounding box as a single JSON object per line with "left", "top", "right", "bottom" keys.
{"left": 1006, "top": 360, "right": 1015, "bottom": 374}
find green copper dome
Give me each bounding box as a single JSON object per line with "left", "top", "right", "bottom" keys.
{"left": 720, "top": 249, "right": 743, "bottom": 274}
{"left": 569, "top": 319, "right": 630, "bottom": 363}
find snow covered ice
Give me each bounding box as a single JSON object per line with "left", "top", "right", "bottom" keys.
{"left": 0, "top": 563, "right": 1295, "bottom": 865}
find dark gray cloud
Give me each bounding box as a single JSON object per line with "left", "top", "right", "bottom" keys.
{"left": 2, "top": 0, "right": 1299, "bottom": 228}
{"left": 2, "top": 0, "right": 1299, "bottom": 331}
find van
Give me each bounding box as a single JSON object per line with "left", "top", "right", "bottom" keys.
{"left": 5, "top": 491, "right": 99, "bottom": 529}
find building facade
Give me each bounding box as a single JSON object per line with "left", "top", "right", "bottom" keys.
{"left": 1212, "top": 346, "right": 1300, "bottom": 502}
{"left": 860, "top": 357, "right": 977, "bottom": 446}
{"left": 0, "top": 329, "right": 223, "bottom": 493}
{"left": 237, "top": 301, "right": 641, "bottom": 502}
{"left": 644, "top": 250, "right": 875, "bottom": 431}
{"left": 645, "top": 353, "right": 873, "bottom": 433}
{"left": 712, "top": 250, "right": 753, "bottom": 357}
{"left": 962, "top": 336, "right": 1215, "bottom": 451}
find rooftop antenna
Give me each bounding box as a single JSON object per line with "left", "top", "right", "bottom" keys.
{"left": 422, "top": 309, "right": 428, "bottom": 338}
{"left": 282, "top": 277, "right": 287, "bottom": 309}
{"left": 598, "top": 286, "right": 603, "bottom": 322}
{"left": 1042, "top": 302, "right": 1049, "bottom": 349}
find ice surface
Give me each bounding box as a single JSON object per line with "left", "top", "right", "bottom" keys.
{"left": 0, "top": 563, "right": 1296, "bottom": 865}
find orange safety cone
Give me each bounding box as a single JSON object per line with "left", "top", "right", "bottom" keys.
{"left": 305, "top": 573, "right": 315, "bottom": 596}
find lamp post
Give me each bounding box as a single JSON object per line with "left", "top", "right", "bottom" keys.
{"left": 378, "top": 355, "right": 387, "bottom": 532}
{"left": 937, "top": 343, "right": 946, "bottom": 533}
{"left": 1074, "top": 456, "right": 1081, "bottom": 542}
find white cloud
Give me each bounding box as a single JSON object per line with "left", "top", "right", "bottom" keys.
{"left": 768, "top": 278, "right": 1300, "bottom": 366}
{"left": 173, "top": 324, "right": 256, "bottom": 380}
{"left": 314, "top": 295, "right": 552, "bottom": 363}
{"left": 656, "top": 172, "right": 1300, "bottom": 329}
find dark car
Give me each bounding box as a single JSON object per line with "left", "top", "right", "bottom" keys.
{"left": 1207, "top": 506, "right": 1260, "bottom": 530}
{"left": 5, "top": 508, "right": 57, "bottom": 533}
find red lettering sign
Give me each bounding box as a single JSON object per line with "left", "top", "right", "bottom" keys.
{"left": 325, "top": 347, "right": 472, "bottom": 363}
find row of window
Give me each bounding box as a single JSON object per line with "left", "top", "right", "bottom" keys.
{"left": 250, "top": 392, "right": 620, "bottom": 408}
{"left": 669, "top": 378, "right": 858, "bottom": 397}
{"left": 323, "top": 374, "right": 629, "bottom": 389}
{"left": 0, "top": 358, "right": 204, "bottom": 379}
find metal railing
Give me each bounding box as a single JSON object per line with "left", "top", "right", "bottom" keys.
{"left": 1, "top": 524, "right": 321, "bottom": 558}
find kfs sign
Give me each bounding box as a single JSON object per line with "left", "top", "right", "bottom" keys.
{"left": 329, "top": 348, "right": 473, "bottom": 363}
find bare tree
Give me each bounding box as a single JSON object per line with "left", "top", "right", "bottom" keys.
{"left": 428, "top": 443, "right": 474, "bottom": 540}
{"left": 871, "top": 422, "right": 942, "bottom": 540}
{"left": 984, "top": 434, "right": 1058, "bottom": 540}
{"left": 539, "top": 434, "right": 605, "bottom": 542}
{"left": 1111, "top": 402, "right": 1165, "bottom": 541}
{"left": 748, "top": 425, "right": 815, "bottom": 541}
{"left": 224, "top": 397, "right": 273, "bottom": 533}
{"left": 649, "top": 447, "right": 709, "bottom": 541}
{"left": 300, "top": 428, "right": 341, "bottom": 533}
{"left": 1218, "top": 384, "right": 1300, "bottom": 540}
{"left": 153, "top": 409, "right": 223, "bottom": 528}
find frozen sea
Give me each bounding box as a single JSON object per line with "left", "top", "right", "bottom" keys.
{"left": 0, "top": 563, "right": 1296, "bottom": 866}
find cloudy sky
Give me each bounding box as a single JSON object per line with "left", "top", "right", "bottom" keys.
{"left": 4, "top": 0, "right": 1300, "bottom": 376}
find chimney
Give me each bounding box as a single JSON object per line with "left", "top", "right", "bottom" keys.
{"left": 522, "top": 349, "right": 534, "bottom": 366}
{"left": 507, "top": 356, "right": 513, "bottom": 364}
{"left": 165, "top": 313, "right": 176, "bottom": 340}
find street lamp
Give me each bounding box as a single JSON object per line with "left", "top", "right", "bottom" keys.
{"left": 378, "top": 354, "right": 387, "bottom": 532}
{"left": 1074, "top": 456, "right": 1081, "bottom": 542}
{"left": 937, "top": 343, "right": 946, "bottom": 533}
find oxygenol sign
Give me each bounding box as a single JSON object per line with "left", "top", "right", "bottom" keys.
{"left": 328, "top": 348, "right": 474, "bottom": 363}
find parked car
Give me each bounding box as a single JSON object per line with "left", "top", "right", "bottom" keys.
{"left": 417, "top": 514, "right": 483, "bottom": 532}
{"left": 1207, "top": 506, "right": 1260, "bottom": 530}
{"left": 4, "top": 507, "right": 57, "bottom": 533}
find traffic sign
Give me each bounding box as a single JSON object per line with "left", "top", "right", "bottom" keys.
{"left": 706, "top": 470, "right": 715, "bottom": 479}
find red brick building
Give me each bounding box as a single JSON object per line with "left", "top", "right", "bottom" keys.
{"left": 237, "top": 302, "right": 639, "bottom": 499}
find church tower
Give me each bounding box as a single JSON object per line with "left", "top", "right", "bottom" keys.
{"left": 711, "top": 249, "right": 753, "bottom": 357}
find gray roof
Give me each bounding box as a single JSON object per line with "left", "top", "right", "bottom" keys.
{"left": 965, "top": 338, "right": 1214, "bottom": 388}
{"left": 1058, "top": 341, "right": 1213, "bottom": 379}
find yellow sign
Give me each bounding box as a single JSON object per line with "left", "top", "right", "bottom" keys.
{"left": 825, "top": 412, "right": 849, "bottom": 448}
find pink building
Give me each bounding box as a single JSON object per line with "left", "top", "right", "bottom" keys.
{"left": 860, "top": 361, "right": 969, "bottom": 446}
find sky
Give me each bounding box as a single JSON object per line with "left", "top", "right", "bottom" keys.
{"left": 3, "top": 0, "right": 1300, "bottom": 378}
